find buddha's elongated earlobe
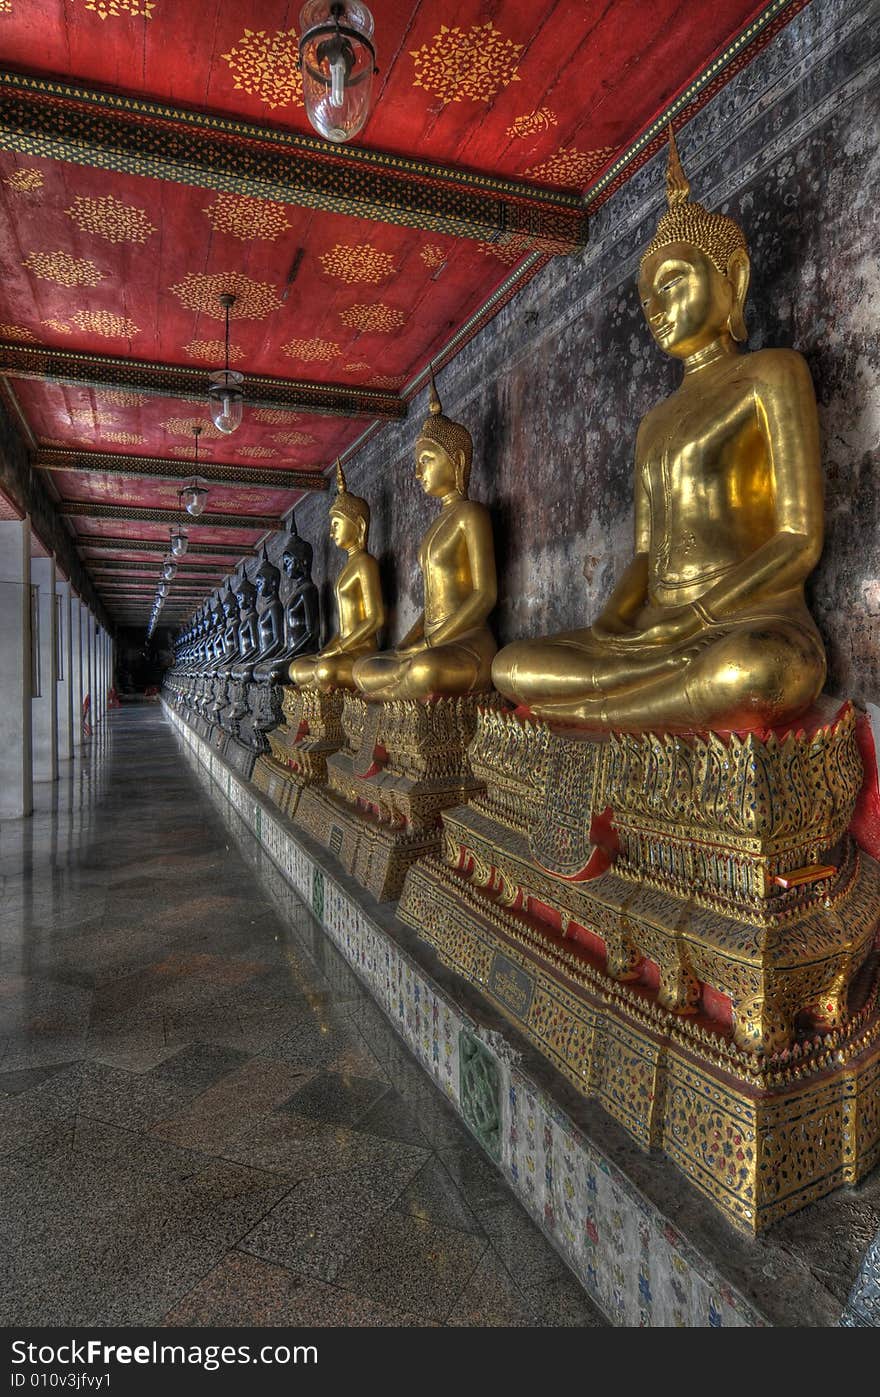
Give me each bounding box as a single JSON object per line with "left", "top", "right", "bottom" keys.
{"left": 727, "top": 248, "right": 750, "bottom": 342}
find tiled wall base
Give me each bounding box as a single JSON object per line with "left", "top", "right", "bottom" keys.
{"left": 165, "top": 701, "right": 877, "bottom": 1328}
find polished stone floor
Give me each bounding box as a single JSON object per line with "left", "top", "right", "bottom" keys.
{"left": 0, "top": 704, "right": 604, "bottom": 1327}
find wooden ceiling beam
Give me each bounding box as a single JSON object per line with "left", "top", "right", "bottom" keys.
{"left": 60, "top": 502, "right": 281, "bottom": 529}
{"left": 0, "top": 343, "right": 404, "bottom": 420}
{"left": 36, "top": 448, "right": 329, "bottom": 492}
{"left": 0, "top": 70, "right": 587, "bottom": 255}
{"left": 76, "top": 535, "right": 248, "bottom": 557}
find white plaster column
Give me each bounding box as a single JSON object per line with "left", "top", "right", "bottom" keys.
{"left": 55, "top": 578, "right": 73, "bottom": 762}
{"left": 70, "top": 597, "right": 84, "bottom": 748}
{"left": 0, "top": 518, "right": 32, "bottom": 817}
{"left": 30, "top": 553, "right": 57, "bottom": 782}
{"left": 80, "top": 604, "right": 92, "bottom": 739}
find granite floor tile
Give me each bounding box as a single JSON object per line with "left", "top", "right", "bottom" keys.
{"left": 222, "top": 1110, "right": 429, "bottom": 1180}
{"left": 334, "top": 1210, "right": 488, "bottom": 1323}
{"left": 446, "top": 1251, "right": 538, "bottom": 1326}
{"left": 357, "top": 1089, "right": 433, "bottom": 1148}
{"left": 475, "top": 1200, "right": 607, "bottom": 1328}
{"left": 240, "top": 1154, "right": 425, "bottom": 1281}
{"left": 392, "top": 1157, "right": 483, "bottom": 1236}
{"left": 279, "top": 1070, "right": 390, "bottom": 1126}
{"left": 151, "top": 1057, "right": 315, "bottom": 1152}
{"left": 162, "top": 1250, "right": 430, "bottom": 1327}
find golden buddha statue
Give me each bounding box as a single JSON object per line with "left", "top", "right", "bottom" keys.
{"left": 492, "top": 130, "right": 826, "bottom": 733}
{"left": 352, "top": 373, "right": 497, "bottom": 701}
{"left": 289, "top": 461, "right": 384, "bottom": 690}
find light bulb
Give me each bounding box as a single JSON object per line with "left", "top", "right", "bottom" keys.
{"left": 208, "top": 370, "right": 244, "bottom": 435}
{"left": 170, "top": 531, "right": 188, "bottom": 558}
{"left": 330, "top": 53, "right": 346, "bottom": 107}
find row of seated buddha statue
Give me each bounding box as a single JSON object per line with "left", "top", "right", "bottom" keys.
{"left": 165, "top": 132, "right": 880, "bottom": 1236}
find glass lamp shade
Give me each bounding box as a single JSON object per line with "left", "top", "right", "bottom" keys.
{"left": 207, "top": 370, "right": 244, "bottom": 434}
{"left": 181, "top": 482, "right": 209, "bottom": 518}
{"left": 299, "top": 0, "right": 376, "bottom": 143}
{"left": 162, "top": 560, "right": 176, "bottom": 581}
{"left": 169, "top": 529, "right": 189, "bottom": 558}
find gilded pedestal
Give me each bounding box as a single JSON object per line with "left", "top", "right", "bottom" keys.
{"left": 398, "top": 700, "right": 880, "bottom": 1231}
{"left": 296, "top": 690, "right": 499, "bottom": 901}
{"left": 253, "top": 685, "right": 345, "bottom": 817}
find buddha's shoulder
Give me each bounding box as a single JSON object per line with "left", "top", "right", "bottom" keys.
{"left": 736, "top": 346, "right": 813, "bottom": 390}
{"left": 447, "top": 497, "right": 491, "bottom": 526}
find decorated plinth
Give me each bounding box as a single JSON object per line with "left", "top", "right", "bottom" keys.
{"left": 253, "top": 686, "right": 345, "bottom": 817}
{"left": 296, "top": 691, "right": 499, "bottom": 902}
{"left": 398, "top": 699, "right": 880, "bottom": 1232}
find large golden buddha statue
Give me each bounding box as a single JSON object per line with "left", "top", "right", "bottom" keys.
{"left": 492, "top": 130, "right": 826, "bottom": 732}
{"left": 352, "top": 372, "right": 497, "bottom": 702}
{"left": 290, "top": 461, "right": 384, "bottom": 690}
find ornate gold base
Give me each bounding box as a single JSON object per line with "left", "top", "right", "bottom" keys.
{"left": 252, "top": 687, "right": 345, "bottom": 818}
{"left": 295, "top": 691, "right": 497, "bottom": 902}
{"left": 396, "top": 702, "right": 880, "bottom": 1232}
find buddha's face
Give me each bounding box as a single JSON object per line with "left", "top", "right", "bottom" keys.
{"left": 283, "top": 549, "right": 307, "bottom": 582}
{"left": 638, "top": 244, "right": 734, "bottom": 359}
{"left": 329, "top": 508, "right": 358, "bottom": 551}
{"left": 415, "top": 438, "right": 457, "bottom": 498}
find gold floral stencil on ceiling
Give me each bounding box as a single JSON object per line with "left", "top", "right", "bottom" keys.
{"left": 342, "top": 361, "right": 370, "bottom": 372}
{"left": 104, "top": 432, "right": 144, "bottom": 445}
{"left": 525, "top": 146, "right": 615, "bottom": 187}
{"left": 235, "top": 446, "right": 277, "bottom": 460}
{"left": 253, "top": 408, "right": 301, "bottom": 424}
{"left": 371, "top": 374, "right": 406, "bottom": 389}
{"left": 477, "top": 235, "right": 532, "bottom": 265}
{"left": 183, "top": 339, "right": 245, "bottom": 363}
{"left": 69, "top": 409, "right": 115, "bottom": 426}
{"left": 506, "top": 109, "right": 558, "bottom": 140}
{"left": 100, "top": 389, "right": 147, "bottom": 407}
{"left": 161, "top": 416, "right": 224, "bottom": 440}
{"left": 85, "top": 0, "right": 155, "bottom": 17}
{"left": 169, "top": 272, "right": 282, "bottom": 319}
{"left": 203, "top": 193, "right": 292, "bottom": 242}
{"left": 222, "top": 28, "right": 303, "bottom": 110}
{"left": 340, "top": 303, "right": 405, "bottom": 334}
{"left": 0, "top": 324, "right": 37, "bottom": 341}
{"left": 319, "top": 244, "right": 397, "bottom": 285}
{"left": 5, "top": 168, "right": 43, "bottom": 193}
{"left": 282, "top": 338, "right": 341, "bottom": 362}
{"left": 23, "top": 251, "right": 103, "bottom": 288}
{"left": 271, "top": 431, "right": 315, "bottom": 446}
{"left": 41, "top": 318, "right": 72, "bottom": 334}
{"left": 411, "top": 22, "right": 522, "bottom": 104}
{"left": 420, "top": 245, "right": 446, "bottom": 270}
{"left": 71, "top": 310, "right": 139, "bottom": 337}
{"left": 65, "top": 194, "right": 157, "bottom": 245}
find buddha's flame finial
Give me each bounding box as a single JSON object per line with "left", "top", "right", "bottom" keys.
{"left": 666, "top": 124, "right": 690, "bottom": 209}
{"left": 428, "top": 362, "right": 442, "bottom": 416}
{"left": 336, "top": 457, "right": 348, "bottom": 494}
{"left": 289, "top": 511, "right": 299, "bottom": 537}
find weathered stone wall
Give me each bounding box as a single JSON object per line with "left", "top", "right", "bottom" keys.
{"left": 270, "top": 0, "right": 879, "bottom": 705}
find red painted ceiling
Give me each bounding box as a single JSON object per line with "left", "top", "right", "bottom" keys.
{"left": 0, "top": 0, "right": 800, "bottom": 623}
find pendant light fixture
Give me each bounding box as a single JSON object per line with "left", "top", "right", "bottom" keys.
{"left": 169, "top": 524, "right": 188, "bottom": 558}
{"left": 180, "top": 426, "right": 209, "bottom": 518}
{"left": 299, "top": 1, "right": 377, "bottom": 144}
{"left": 208, "top": 292, "right": 244, "bottom": 434}
{"left": 162, "top": 557, "right": 176, "bottom": 581}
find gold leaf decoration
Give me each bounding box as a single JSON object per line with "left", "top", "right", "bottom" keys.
{"left": 476, "top": 235, "right": 532, "bottom": 265}
{"left": 282, "top": 338, "right": 341, "bottom": 362}
{"left": 41, "top": 318, "right": 72, "bottom": 335}
{"left": 525, "top": 146, "right": 615, "bottom": 188}
{"left": 340, "top": 303, "right": 405, "bottom": 334}
{"left": 70, "top": 310, "right": 139, "bottom": 337}
{"left": 203, "top": 193, "right": 292, "bottom": 242}
{"left": 420, "top": 244, "right": 446, "bottom": 270}
{"left": 85, "top": 0, "right": 155, "bottom": 16}
{"left": 253, "top": 408, "right": 301, "bottom": 424}
{"left": 319, "top": 243, "right": 396, "bottom": 285}
{"left": 222, "top": 28, "right": 302, "bottom": 110}
{"left": 104, "top": 432, "right": 144, "bottom": 445}
{"left": 0, "top": 2, "right": 12, "bottom": 13}
{"left": 5, "top": 168, "right": 43, "bottom": 193}
{"left": 100, "top": 389, "right": 147, "bottom": 407}
{"left": 70, "top": 409, "right": 115, "bottom": 426}
{"left": 371, "top": 374, "right": 406, "bottom": 389}
{"left": 161, "top": 416, "right": 224, "bottom": 439}
{"left": 23, "top": 250, "right": 103, "bottom": 288}
{"left": 271, "top": 430, "right": 315, "bottom": 446}
{"left": 342, "top": 361, "right": 370, "bottom": 371}
{"left": 169, "top": 444, "right": 201, "bottom": 459}
{"left": 183, "top": 338, "right": 244, "bottom": 363}
{"left": 410, "top": 22, "right": 522, "bottom": 104}
{"left": 235, "top": 446, "right": 277, "bottom": 459}
{"left": 169, "top": 272, "right": 282, "bottom": 320}
{"left": 0, "top": 323, "right": 36, "bottom": 341}
{"left": 506, "top": 108, "right": 558, "bottom": 140}
{"left": 65, "top": 194, "right": 157, "bottom": 245}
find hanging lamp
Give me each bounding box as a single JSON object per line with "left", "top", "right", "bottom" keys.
{"left": 299, "top": 1, "right": 377, "bottom": 144}
{"left": 208, "top": 292, "right": 244, "bottom": 434}
{"left": 180, "top": 426, "right": 209, "bottom": 517}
